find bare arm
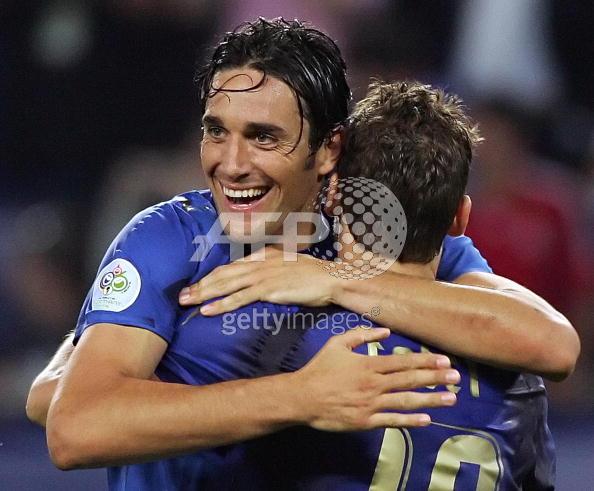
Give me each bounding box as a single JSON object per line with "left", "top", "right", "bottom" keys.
{"left": 26, "top": 332, "right": 75, "bottom": 426}
{"left": 334, "top": 271, "right": 579, "bottom": 380}
{"left": 46, "top": 323, "right": 458, "bottom": 470}
{"left": 26, "top": 331, "right": 158, "bottom": 428}
{"left": 181, "top": 249, "right": 579, "bottom": 380}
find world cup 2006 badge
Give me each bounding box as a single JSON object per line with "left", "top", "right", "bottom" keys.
{"left": 92, "top": 259, "right": 141, "bottom": 312}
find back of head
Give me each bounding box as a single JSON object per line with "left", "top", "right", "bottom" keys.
{"left": 195, "top": 17, "right": 351, "bottom": 150}
{"left": 341, "top": 81, "right": 481, "bottom": 263}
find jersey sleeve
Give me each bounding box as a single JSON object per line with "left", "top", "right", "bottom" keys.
{"left": 436, "top": 235, "right": 492, "bottom": 282}
{"left": 75, "top": 201, "right": 197, "bottom": 344}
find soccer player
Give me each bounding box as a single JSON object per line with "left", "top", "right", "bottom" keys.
{"left": 27, "top": 18, "right": 576, "bottom": 489}
{"left": 202, "top": 81, "right": 555, "bottom": 490}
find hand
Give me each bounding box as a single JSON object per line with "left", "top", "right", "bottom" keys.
{"left": 179, "top": 247, "right": 338, "bottom": 315}
{"left": 292, "top": 327, "right": 459, "bottom": 430}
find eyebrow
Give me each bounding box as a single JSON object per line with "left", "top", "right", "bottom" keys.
{"left": 202, "top": 115, "right": 223, "bottom": 127}
{"left": 244, "top": 122, "right": 288, "bottom": 138}
{"left": 202, "top": 115, "right": 289, "bottom": 139}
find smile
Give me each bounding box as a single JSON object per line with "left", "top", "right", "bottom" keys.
{"left": 221, "top": 185, "right": 271, "bottom": 209}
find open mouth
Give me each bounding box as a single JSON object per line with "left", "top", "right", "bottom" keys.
{"left": 222, "top": 185, "right": 271, "bottom": 207}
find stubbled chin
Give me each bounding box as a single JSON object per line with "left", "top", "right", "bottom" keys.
{"left": 224, "top": 214, "right": 277, "bottom": 243}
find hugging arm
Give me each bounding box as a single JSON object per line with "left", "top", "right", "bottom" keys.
{"left": 334, "top": 270, "right": 579, "bottom": 381}
{"left": 26, "top": 331, "right": 75, "bottom": 426}
{"left": 182, "top": 248, "right": 579, "bottom": 380}
{"left": 44, "top": 324, "right": 457, "bottom": 469}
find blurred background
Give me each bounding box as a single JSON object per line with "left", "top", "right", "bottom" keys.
{"left": 1, "top": 0, "right": 593, "bottom": 488}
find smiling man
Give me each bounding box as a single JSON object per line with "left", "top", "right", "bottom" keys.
{"left": 200, "top": 66, "right": 338, "bottom": 242}
{"left": 27, "top": 18, "right": 577, "bottom": 491}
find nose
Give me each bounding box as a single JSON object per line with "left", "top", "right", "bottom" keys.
{"left": 217, "top": 135, "right": 253, "bottom": 180}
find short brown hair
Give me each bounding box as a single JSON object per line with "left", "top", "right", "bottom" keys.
{"left": 340, "top": 81, "right": 481, "bottom": 263}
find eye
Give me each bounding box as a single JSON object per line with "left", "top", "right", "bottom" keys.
{"left": 255, "top": 132, "right": 276, "bottom": 145}
{"left": 205, "top": 126, "right": 224, "bottom": 139}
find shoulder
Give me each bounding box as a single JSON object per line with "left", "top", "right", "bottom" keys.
{"left": 113, "top": 190, "right": 216, "bottom": 253}
{"left": 100, "top": 190, "right": 219, "bottom": 282}
{"left": 120, "top": 190, "right": 216, "bottom": 238}
{"left": 437, "top": 235, "right": 492, "bottom": 281}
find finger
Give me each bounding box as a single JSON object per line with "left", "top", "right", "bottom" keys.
{"left": 200, "top": 289, "right": 259, "bottom": 316}
{"left": 376, "top": 390, "right": 456, "bottom": 411}
{"left": 381, "top": 368, "right": 460, "bottom": 392}
{"left": 179, "top": 266, "right": 255, "bottom": 305}
{"left": 371, "top": 352, "right": 452, "bottom": 373}
{"left": 201, "top": 261, "right": 260, "bottom": 286}
{"left": 367, "top": 412, "right": 432, "bottom": 429}
{"left": 334, "top": 327, "right": 391, "bottom": 350}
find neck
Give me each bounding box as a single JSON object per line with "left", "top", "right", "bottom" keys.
{"left": 387, "top": 260, "right": 438, "bottom": 280}
{"left": 333, "top": 218, "right": 442, "bottom": 280}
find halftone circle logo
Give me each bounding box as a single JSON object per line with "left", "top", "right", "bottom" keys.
{"left": 311, "top": 177, "right": 407, "bottom": 279}
{"left": 92, "top": 259, "right": 141, "bottom": 312}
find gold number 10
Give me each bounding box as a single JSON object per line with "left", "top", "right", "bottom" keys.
{"left": 367, "top": 344, "right": 503, "bottom": 491}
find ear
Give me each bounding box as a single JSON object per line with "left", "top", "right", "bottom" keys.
{"left": 324, "top": 171, "right": 340, "bottom": 215}
{"left": 428, "top": 246, "right": 444, "bottom": 277}
{"left": 314, "top": 127, "right": 344, "bottom": 176}
{"left": 448, "top": 195, "right": 471, "bottom": 236}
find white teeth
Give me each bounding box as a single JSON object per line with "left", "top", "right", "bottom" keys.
{"left": 222, "top": 186, "right": 268, "bottom": 199}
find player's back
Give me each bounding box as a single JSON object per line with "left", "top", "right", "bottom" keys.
{"left": 207, "top": 306, "right": 555, "bottom": 490}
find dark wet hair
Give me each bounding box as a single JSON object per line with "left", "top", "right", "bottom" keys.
{"left": 195, "top": 17, "right": 351, "bottom": 151}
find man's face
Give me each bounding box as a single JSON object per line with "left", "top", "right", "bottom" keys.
{"left": 201, "top": 67, "right": 333, "bottom": 241}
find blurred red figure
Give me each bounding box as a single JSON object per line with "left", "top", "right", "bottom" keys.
{"left": 466, "top": 100, "right": 590, "bottom": 315}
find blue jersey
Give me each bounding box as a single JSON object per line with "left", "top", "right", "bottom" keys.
{"left": 209, "top": 308, "right": 555, "bottom": 490}
{"left": 74, "top": 190, "right": 495, "bottom": 491}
